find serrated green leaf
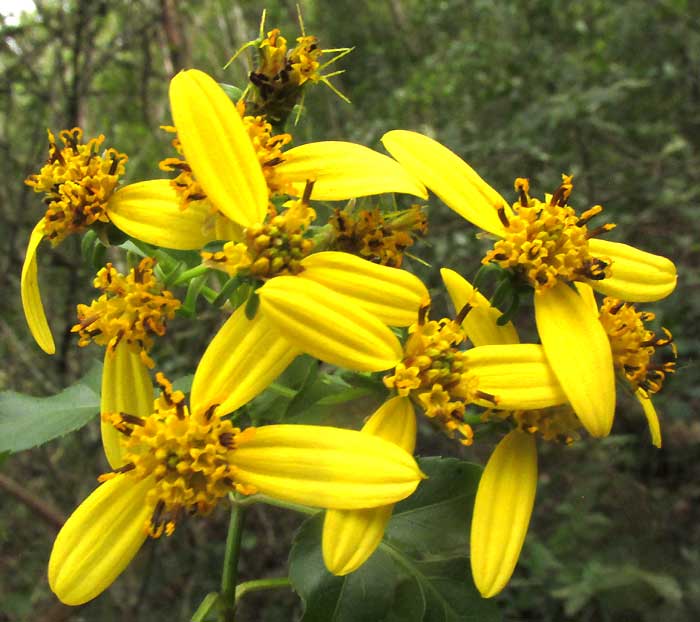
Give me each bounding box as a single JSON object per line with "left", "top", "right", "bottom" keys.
{"left": 386, "top": 457, "right": 482, "bottom": 556}
{"left": 0, "top": 362, "right": 103, "bottom": 453}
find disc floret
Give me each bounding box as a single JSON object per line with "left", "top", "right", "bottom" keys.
{"left": 598, "top": 297, "right": 676, "bottom": 396}
{"left": 25, "top": 128, "right": 127, "bottom": 245}
{"left": 384, "top": 303, "right": 495, "bottom": 444}
{"left": 484, "top": 175, "right": 615, "bottom": 292}
{"left": 72, "top": 258, "right": 181, "bottom": 367}
{"left": 101, "top": 374, "right": 256, "bottom": 538}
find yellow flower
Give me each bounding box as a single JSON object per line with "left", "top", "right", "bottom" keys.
{"left": 382, "top": 130, "right": 677, "bottom": 439}
{"left": 49, "top": 358, "right": 425, "bottom": 606}
{"left": 321, "top": 270, "right": 569, "bottom": 577}
{"left": 21, "top": 128, "right": 128, "bottom": 354}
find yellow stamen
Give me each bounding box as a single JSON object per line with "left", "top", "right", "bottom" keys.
{"left": 25, "top": 128, "right": 127, "bottom": 245}
{"left": 384, "top": 302, "right": 488, "bottom": 445}
{"left": 598, "top": 297, "right": 677, "bottom": 396}
{"left": 101, "top": 372, "right": 255, "bottom": 538}
{"left": 484, "top": 175, "right": 615, "bottom": 292}
{"left": 72, "top": 258, "right": 181, "bottom": 367}
{"left": 484, "top": 406, "right": 583, "bottom": 444}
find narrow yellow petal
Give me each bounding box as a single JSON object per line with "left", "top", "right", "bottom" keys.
{"left": 258, "top": 276, "right": 402, "bottom": 372}
{"left": 20, "top": 221, "right": 55, "bottom": 354}
{"left": 190, "top": 305, "right": 300, "bottom": 416}
{"left": 322, "top": 397, "right": 417, "bottom": 575}
{"left": 323, "top": 505, "right": 394, "bottom": 575}
{"left": 636, "top": 389, "right": 662, "bottom": 448}
{"left": 440, "top": 268, "right": 519, "bottom": 345}
{"left": 588, "top": 238, "right": 677, "bottom": 302}
{"left": 463, "top": 344, "right": 567, "bottom": 410}
{"left": 534, "top": 283, "right": 616, "bottom": 438}
{"left": 48, "top": 475, "right": 152, "bottom": 605}
{"left": 231, "top": 424, "right": 424, "bottom": 509}
{"left": 381, "top": 130, "right": 509, "bottom": 236}
{"left": 101, "top": 342, "right": 154, "bottom": 468}
{"left": 471, "top": 430, "right": 537, "bottom": 598}
{"left": 300, "top": 252, "right": 429, "bottom": 327}
{"left": 169, "top": 69, "right": 267, "bottom": 227}
{"left": 276, "top": 141, "right": 428, "bottom": 200}
{"left": 107, "top": 180, "right": 217, "bottom": 250}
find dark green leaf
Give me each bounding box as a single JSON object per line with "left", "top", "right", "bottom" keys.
{"left": 0, "top": 362, "right": 103, "bottom": 453}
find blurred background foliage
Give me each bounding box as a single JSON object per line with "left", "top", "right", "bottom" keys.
{"left": 1, "top": 0, "right": 698, "bottom": 620}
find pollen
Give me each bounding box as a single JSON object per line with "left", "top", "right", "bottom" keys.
{"left": 202, "top": 193, "right": 315, "bottom": 279}
{"left": 100, "top": 374, "right": 256, "bottom": 538}
{"left": 384, "top": 302, "right": 490, "bottom": 445}
{"left": 72, "top": 258, "right": 181, "bottom": 367}
{"left": 484, "top": 175, "right": 615, "bottom": 293}
{"left": 598, "top": 297, "right": 677, "bottom": 396}
{"left": 25, "top": 128, "right": 127, "bottom": 246}
{"left": 329, "top": 204, "right": 428, "bottom": 267}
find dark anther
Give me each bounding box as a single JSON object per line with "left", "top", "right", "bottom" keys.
{"left": 418, "top": 302, "right": 431, "bottom": 326}
{"left": 301, "top": 179, "right": 316, "bottom": 205}
{"left": 455, "top": 302, "right": 473, "bottom": 325}
{"left": 476, "top": 390, "right": 499, "bottom": 405}
{"left": 264, "top": 157, "right": 283, "bottom": 167}
{"left": 609, "top": 301, "right": 625, "bottom": 315}
{"left": 203, "top": 404, "right": 219, "bottom": 421}
{"left": 219, "top": 432, "right": 235, "bottom": 449}
{"left": 120, "top": 412, "right": 146, "bottom": 426}
{"left": 497, "top": 206, "right": 510, "bottom": 227}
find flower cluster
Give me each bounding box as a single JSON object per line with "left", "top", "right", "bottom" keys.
{"left": 17, "top": 15, "right": 680, "bottom": 617}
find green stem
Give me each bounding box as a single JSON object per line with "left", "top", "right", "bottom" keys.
{"left": 172, "top": 264, "right": 210, "bottom": 286}
{"left": 237, "top": 493, "right": 316, "bottom": 515}
{"left": 235, "top": 577, "right": 291, "bottom": 602}
{"left": 220, "top": 500, "right": 246, "bottom": 622}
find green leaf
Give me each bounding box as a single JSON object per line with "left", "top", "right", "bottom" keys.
{"left": 0, "top": 362, "right": 103, "bottom": 453}
{"left": 386, "top": 457, "right": 483, "bottom": 556}
{"left": 288, "top": 457, "right": 500, "bottom": 622}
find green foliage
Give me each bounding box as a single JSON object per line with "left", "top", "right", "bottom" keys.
{"left": 0, "top": 361, "right": 101, "bottom": 453}
{"left": 289, "top": 458, "right": 500, "bottom": 622}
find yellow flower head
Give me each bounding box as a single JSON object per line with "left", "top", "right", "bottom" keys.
{"left": 485, "top": 405, "right": 583, "bottom": 445}
{"left": 72, "top": 258, "right": 180, "bottom": 367}
{"left": 485, "top": 175, "right": 615, "bottom": 292}
{"left": 384, "top": 301, "right": 496, "bottom": 445}
{"left": 26, "top": 128, "right": 127, "bottom": 246}
{"left": 599, "top": 297, "right": 676, "bottom": 397}
{"left": 329, "top": 203, "right": 428, "bottom": 267}
{"left": 201, "top": 189, "right": 316, "bottom": 279}
{"left": 100, "top": 373, "right": 255, "bottom": 538}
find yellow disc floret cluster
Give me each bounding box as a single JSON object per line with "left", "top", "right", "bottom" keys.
{"left": 484, "top": 176, "right": 615, "bottom": 292}
{"left": 598, "top": 297, "right": 677, "bottom": 396}
{"left": 202, "top": 196, "right": 316, "bottom": 279}
{"left": 256, "top": 28, "right": 323, "bottom": 87}
{"left": 72, "top": 258, "right": 181, "bottom": 367}
{"left": 101, "top": 374, "right": 256, "bottom": 538}
{"left": 384, "top": 304, "right": 495, "bottom": 445}
{"left": 25, "top": 128, "right": 127, "bottom": 246}
{"left": 485, "top": 406, "right": 583, "bottom": 444}
{"left": 329, "top": 204, "right": 428, "bottom": 267}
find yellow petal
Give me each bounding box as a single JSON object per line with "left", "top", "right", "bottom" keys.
{"left": 471, "top": 430, "right": 537, "bottom": 598}
{"left": 258, "top": 276, "right": 402, "bottom": 372}
{"left": 21, "top": 221, "right": 55, "bottom": 354}
{"left": 276, "top": 141, "right": 428, "bottom": 200}
{"left": 534, "top": 283, "right": 616, "bottom": 438}
{"left": 322, "top": 396, "right": 417, "bottom": 575}
{"left": 300, "top": 252, "right": 429, "bottom": 327}
{"left": 190, "top": 305, "right": 300, "bottom": 416}
{"left": 573, "top": 281, "right": 599, "bottom": 316}
{"left": 107, "top": 180, "right": 217, "bottom": 250}
{"left": 48, "top": 474, "right": 152, "bottom": 605}
{"left": 440, "top": 268, "right": 519, "bottom": 345}
{"left": 323, "top": 505, "right": 394, "bottom": 575}
{"left": 636, "top": 389, "right": 662, "bottom": 448}
{"left": 231, "top": 424, "right": 423, "bottom": 509}
{"left": 381, "top": 130, "right": 509, "bottom": 236}
{"left": 169, "top": 69, "right": 267, "bottom": 227}
{"left": 588, "top": 238, "right": 677, "bottom": 302}
{"left": 101, "top": 342, "right": 154, "bottom": 468}
{"left": 463, "top": 344, "right": 567, "bottom": 410}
